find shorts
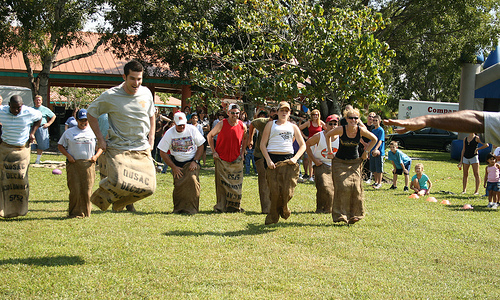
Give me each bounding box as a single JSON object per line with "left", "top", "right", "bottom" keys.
{"left": 394, "top": 161, "right": 412, "bottom": 175}
{"left": 486, "top": 182, "right": 500, "bottom": 192}
{"left": 369, "top": 155, "right": 384, "bottom": 173}
{"left": 462, "top": 156, "right": 479, "bottom": 165}
{"left": 34, "top": 126, "right": 50, "bottom": 150}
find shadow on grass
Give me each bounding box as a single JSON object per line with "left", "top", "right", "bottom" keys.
{"left": 30, "top": 199, "right": 66, "bottom": 204}
{"left": 0, "top": 255, "right": 85, "bottom": 267}
{"left": 165, "top": 221, "right": 337, "bottom": 237}
{"left": 447, "top": 204, "right": 499, "bottom": 212}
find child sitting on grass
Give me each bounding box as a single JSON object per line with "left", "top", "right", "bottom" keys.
{"left": 483, "top": 153, "right": 500, "bottom": 209}
{"left": 387, "top": 141, "right": 411, "bottom": 191}
{"left": 410, "top": 163, "right": 432, "bottom": 195}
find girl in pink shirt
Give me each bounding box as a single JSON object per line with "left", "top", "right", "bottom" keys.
{"left": 484, "top": 153, "right": 500, "bottom": 209}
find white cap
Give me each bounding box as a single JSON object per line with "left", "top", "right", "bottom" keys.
{"left": 174, "top": 112, "right": 187, "bottom": 125}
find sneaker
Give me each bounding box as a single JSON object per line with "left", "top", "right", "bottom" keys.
{"left": 403, "top": 186, "right": 409, "bottom": 192}
{"left": 373, "top": 183, "right": 382, "bottom": 189}
{"left": 34, "top": 159, "right": 40, "bottom": 164}
{"left": 299, "top": 174, "right": 304, "bottom": 179}
{"left": 389, "top": 185, "right": 397, "bottom": 190}
{"left": 365, "top": 179, "right": 372, "bottom": 184}
{"left": 309, "top": 176, "right": 314, "bottom": 182}
{"left": 487, "top": 202, "right": 494, "bottom": 208}
{"left": 303, "top": 174, "right": 310, "bottom": 179}
{"left": 492, "top": 203, "right": 499, "bottom": 209}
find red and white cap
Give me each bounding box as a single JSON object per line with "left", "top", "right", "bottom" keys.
{"left": 174, "top": 112, "right": 187, "bottom": 125}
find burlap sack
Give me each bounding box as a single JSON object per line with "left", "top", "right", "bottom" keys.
{"left": 331, "top": 157, "right": 365, "bottom": 223}
{"left": 313, "top": 163, "right": 334, "bottom": 213}
{"left": 172, "top": 162, "right": 200, "bottom": 214}
{"left": 0, "top": 143, "right": 31, "bottom": 218}
{"left": 67, "top": 159, "right": 95, "bottom": 218}
{"left": 91, "top": 148, "right": 156, "bottom": 211}
{"left": 214, "top": 157, "right": 244, "bottom": 212}
{"left": 264, "top": 160, "right": 299, "bottom": 225}
{"left": 255, "top": 158, "right": 270, "bottom": 214}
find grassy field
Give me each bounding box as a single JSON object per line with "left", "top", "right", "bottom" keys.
{"left": 1, "top": 149, "right": 499, "bottom": 299}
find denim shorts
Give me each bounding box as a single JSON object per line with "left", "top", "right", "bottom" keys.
{"left": 369, "top": 155, "right": 384, "bottom": 173}
{"left": 34, "top": 127, "right": 50, "bottom": 150}
{"left": 486, "top": 182, "right": 500, "bottom": 192}
{"left": 462, "top": 156, "right": 479, "bottom": 165}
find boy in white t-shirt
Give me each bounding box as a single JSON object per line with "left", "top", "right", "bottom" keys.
{"left": 58, "top": 109, "right": 103, "bottom": 218}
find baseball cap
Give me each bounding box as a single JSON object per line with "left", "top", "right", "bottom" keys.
{"left": 325, "top": 114, "right": 339, "bottom": 123}
{"left": 228, "top": 103, "right": 240, "bottom": 111}
{"left": 174, "top": 112, "right": 187, "bottom": 125}
{"left": 278, "top": 101, "right": 291, "bottom": 110}
{"left": 77, "top": 109, "right": 88, "bottom": 120}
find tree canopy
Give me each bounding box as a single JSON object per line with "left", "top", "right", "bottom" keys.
{"left": 0, "top": 0, "right": 106, "bottom": 105}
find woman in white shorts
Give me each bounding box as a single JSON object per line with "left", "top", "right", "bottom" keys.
{"left": 458, "top": 133, "right": 489, "bottom": 195}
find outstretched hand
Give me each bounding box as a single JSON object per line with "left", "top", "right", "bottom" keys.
{"left": 383, "top": 118, "right": 426, "bottom": 133}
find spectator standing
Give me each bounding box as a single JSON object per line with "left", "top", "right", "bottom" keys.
{"left": 484, "top": 153, "right": 500, "bottom": 208}
{"left": 299, "top": 109, "right": 326, "bottom": 182}
{"left": 64, "top": 108, "right": 78, "bottom": 131}
{"left": 458, "top": 132, "right": 489, "bottom": 195}
{"left": 33, "top": 94, "right": 56, "bottom": 164}
{"left": 369, "top": 115, "right": 385, "bottom": 189}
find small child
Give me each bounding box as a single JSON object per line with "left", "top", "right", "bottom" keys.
{"left": 410, "top": 163, "right": 432, "bottom": 195}
{"left": 58, "top": 109, "right": 103, "bottom": 218}
{"left": 387, "top": 141, "right": 411, "bottom": 191}
{"left": 483, "top": 153, "right": 500, "bottom": 209}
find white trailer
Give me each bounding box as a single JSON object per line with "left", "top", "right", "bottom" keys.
{"left": 398, "top": 100, "right": 459, "bottom": 120}
{"left": 0, "top": 86, "right": 33, "bottom": 107}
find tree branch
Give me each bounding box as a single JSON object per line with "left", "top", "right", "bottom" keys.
{"left": 52, "top": 36, "right": 105, "bottom": 68}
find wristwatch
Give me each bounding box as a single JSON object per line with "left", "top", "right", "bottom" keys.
{"left": 194, "top": 160, "right": 200, "bottom": 164}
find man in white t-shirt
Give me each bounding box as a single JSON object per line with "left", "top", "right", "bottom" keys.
{"left": 305, "top": 114, "right": 340, "bottom": 213}
{"left": 158, "top": 112, "right": 205, "bottom": 214}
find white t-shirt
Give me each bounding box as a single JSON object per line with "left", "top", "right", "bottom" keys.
{"left": 87, "top": 83, "right": 155, "bottom": 151}
{"left": 493, "top": 147, "right": 500, "bottom": 157}
{"left": 266, "top": 120, "right": 295, "bottom": 154}
{"left": 58, "top": 126, "right": 97, "bottom": 160}
{"left": 157, "top": 124, "right": 206, "bottom": 162}
{"left": 312, "top": 131, "right": 339, "bottom": 166}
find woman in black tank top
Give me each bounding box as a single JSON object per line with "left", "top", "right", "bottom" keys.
{"left": 324, "top": 108, "right": 377, "bottom": 225}
{"left": 458, "top": 133, "right": 489, "bottom": 195}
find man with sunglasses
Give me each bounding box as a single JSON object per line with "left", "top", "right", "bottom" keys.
{"left": 207, "top": 103, "right": 247, "bottom": 212}
{"left": 305, "top": 114, "right": 340, "bottom": 213}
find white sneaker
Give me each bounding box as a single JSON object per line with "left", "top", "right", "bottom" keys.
{"left": 365, "top": 179, "right": 372, "bottom": 184}
{"left": 492, "top": 203, "right": 499, "bottom": 209}
{"left": 487, "top": 202, "right": 494, "bottom": 208}
{"left": 373, "top": 183, "right": 382, "bottom": 189}
{"left": 309, "top": 176, "right": 314, "bottom": 182}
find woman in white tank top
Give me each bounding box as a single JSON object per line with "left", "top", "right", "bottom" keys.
{"left": 259, "top": 101, "right": 305, "bottom": 225}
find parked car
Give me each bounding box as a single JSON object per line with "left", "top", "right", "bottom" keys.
{"left": 386, "top": 127, "right": 458, "bottom": 152}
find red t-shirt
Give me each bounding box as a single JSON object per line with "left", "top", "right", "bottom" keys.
{"left": 215, "top": 119, "right": 245, "bottom": 162}
{"left": 308, "top": 122, "right": 323, "bottom": 138}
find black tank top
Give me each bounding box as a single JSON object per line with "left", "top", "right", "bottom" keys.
{"left": 464, "top": 136, "right": 479, "bottom": 159}
{"left": 336, "top": 125, "right": 361, "bottom": 160}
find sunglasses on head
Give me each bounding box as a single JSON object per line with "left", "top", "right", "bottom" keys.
{"left": 347, "top": 116, "right": 359, "bottom": 120}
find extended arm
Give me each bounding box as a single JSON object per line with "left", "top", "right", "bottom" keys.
{"left": 384, "top": 110, "right": 484, "bottom": 134}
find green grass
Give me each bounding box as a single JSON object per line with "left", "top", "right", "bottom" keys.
{"left": 1, "top": 150, "right": 499, "bottom": 299}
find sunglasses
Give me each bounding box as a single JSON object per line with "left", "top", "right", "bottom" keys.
{"left": 347, "top": 116, "right": 359, "bottom": 120}
{"left": 229, "top": 111, "right": 240, "bottom": 115}
{"left": 328, "top": 122, "right": 337, "bottom": 126}
{"left": 311, "top": 114, "right": 319, "bottom": 116}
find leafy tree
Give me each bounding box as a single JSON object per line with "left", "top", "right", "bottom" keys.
{"left": 0, "top": 0, "right": 107, "bottom": 105}
{"left": 179, "top": 0, "right": 394, "bottom": 114}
